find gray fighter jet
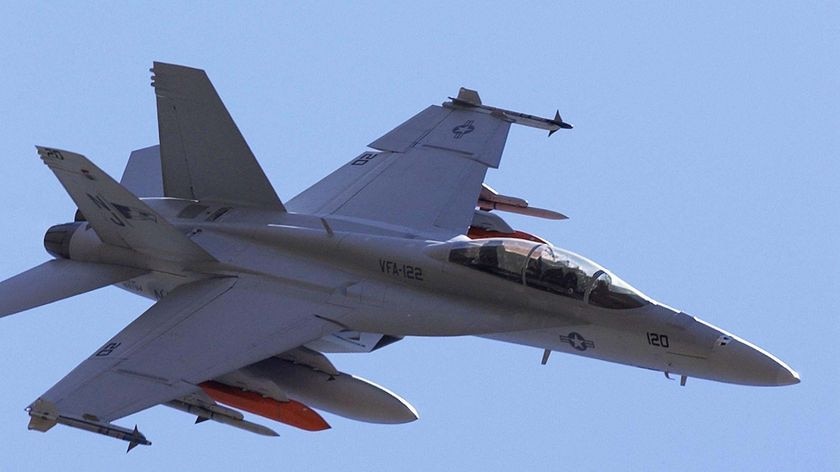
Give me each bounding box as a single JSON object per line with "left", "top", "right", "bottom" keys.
{"left": 0, "top": 63, "right": 799, "bottom": 451}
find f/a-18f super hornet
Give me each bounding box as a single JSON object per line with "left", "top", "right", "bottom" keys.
{"left": 0, "top": 62, "right": 798, "bottom": 451}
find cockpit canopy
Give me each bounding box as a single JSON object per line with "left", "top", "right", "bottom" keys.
{"left": 445, "top": 239, "right": 650, "bottom": 310}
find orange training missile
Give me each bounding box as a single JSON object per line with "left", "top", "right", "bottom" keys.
{"left": 199, "top": 381, "right": 330, "bottom": 432}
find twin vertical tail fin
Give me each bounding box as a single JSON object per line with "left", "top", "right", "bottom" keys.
{"left": 37, "top": 146, "right": 214, "bottom": 262}
{"left": 2, "top": 61, "right": 283, "bottom": 320}
{"left": 0, "top": 146, "right": 217, "bottom": 320}
{"left": 119, "top": 145, "right": 163, "bottom": 198}
{"left": 152, "top": 62, "right": 285, "bottom": 211}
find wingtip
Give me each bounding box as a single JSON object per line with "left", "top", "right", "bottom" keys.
{"left": 551, "top": 110, "right": 574, "bottom": 133}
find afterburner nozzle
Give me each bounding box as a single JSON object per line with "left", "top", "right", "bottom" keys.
{"left": 44, "top": 222, "right": 83, "bottom": 259}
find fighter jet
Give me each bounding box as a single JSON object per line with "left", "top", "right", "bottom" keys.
{"left": 0, "top": 62, "right": 799, "bottom": 451}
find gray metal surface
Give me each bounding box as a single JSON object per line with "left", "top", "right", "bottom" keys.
{"left": 120, "top": 145, "right": 163, "bottom": 197}
{"left": 36, "top": 276, "right": 338, "bottom": 422}
{"left": 38, "top": 147, "right": 213, "bottom": 262}
{"left": 153, "top": 62, "right": 284, "bottom": 211}
{"left": 0, "top": 259, "right": 144, "bottom": 319}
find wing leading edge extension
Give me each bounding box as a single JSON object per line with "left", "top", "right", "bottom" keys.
{"left": 27, "top": 276, "right": 340, "bottom": 447}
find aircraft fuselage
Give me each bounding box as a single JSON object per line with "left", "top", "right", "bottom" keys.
{"left": 54, "top": 198, "right": 799, "bottom": 388}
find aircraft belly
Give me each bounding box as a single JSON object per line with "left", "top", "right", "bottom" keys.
{"left": 483, "top": 325, "right": 668, "bottom": 373}
{"left": 482, "top": 310, "right": 729, "bottom": 380}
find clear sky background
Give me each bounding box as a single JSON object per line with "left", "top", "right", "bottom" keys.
{"left": 0, "top": 3, "right": 836, "bottom": 471}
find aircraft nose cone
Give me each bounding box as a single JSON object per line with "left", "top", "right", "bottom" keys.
{"left": 775, "top": 365, "right": 801, "bottom": 386}
{"left": 718, "top": 337, "right": 800, "bottom": 386}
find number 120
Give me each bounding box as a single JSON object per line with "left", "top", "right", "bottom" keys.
{"left": 646, "top": 332, "right": 669, "bottom": 348}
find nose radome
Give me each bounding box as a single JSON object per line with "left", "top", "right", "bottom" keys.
{"left": 724, "top": 337, "right": 800, "bottom": 387}
{"left": 775, "top": 364, "right": 801, "bottom": 386}
{"left": 686, "top": 315, "right": 799, "bottom": 386}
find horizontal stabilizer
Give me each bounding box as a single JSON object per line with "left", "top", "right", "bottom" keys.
{"left": 37, "top": 146, "right": 214, "bottom": 262}
{"left": 0, "top": 259, "right": 145, "bottom": 319}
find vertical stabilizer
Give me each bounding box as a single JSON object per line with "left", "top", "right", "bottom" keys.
{"left": 152, "top": 62, "right": 285, "bottom": 211}
{"left": 120, "top": 145, "right": 163, "bottom": 197}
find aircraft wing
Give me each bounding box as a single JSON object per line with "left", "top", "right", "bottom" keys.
{"left": 288, "top": 104, "right": 510, "bottom": 238}
{"left": 28, "top": 276, "right": 338, "bottom": 433}
{"left": 287, "top": 89, "right": 568, "bottom": 238}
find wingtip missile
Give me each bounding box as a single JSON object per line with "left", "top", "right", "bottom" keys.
{"left": 27, "top": 399, "right": 151, "bottom": 450}
{"left": 446, "top": 91, "right": 572, "bottom": 136}
{"left": 126, "top": 426, "right": 145, "bottom": 453}
{"left": 548, "top": 111, "right": 573, "bottom": 137}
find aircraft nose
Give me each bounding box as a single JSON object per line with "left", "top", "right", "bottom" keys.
{"left": 717, "top": 337, "right": 800, "bottom": 386}
{"left": 775, "top": 363, "right": 800, "bottom": 386}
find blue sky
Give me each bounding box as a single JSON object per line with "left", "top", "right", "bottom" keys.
{"left": 0, "top": 3, "right": 836, "bottom": 470}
